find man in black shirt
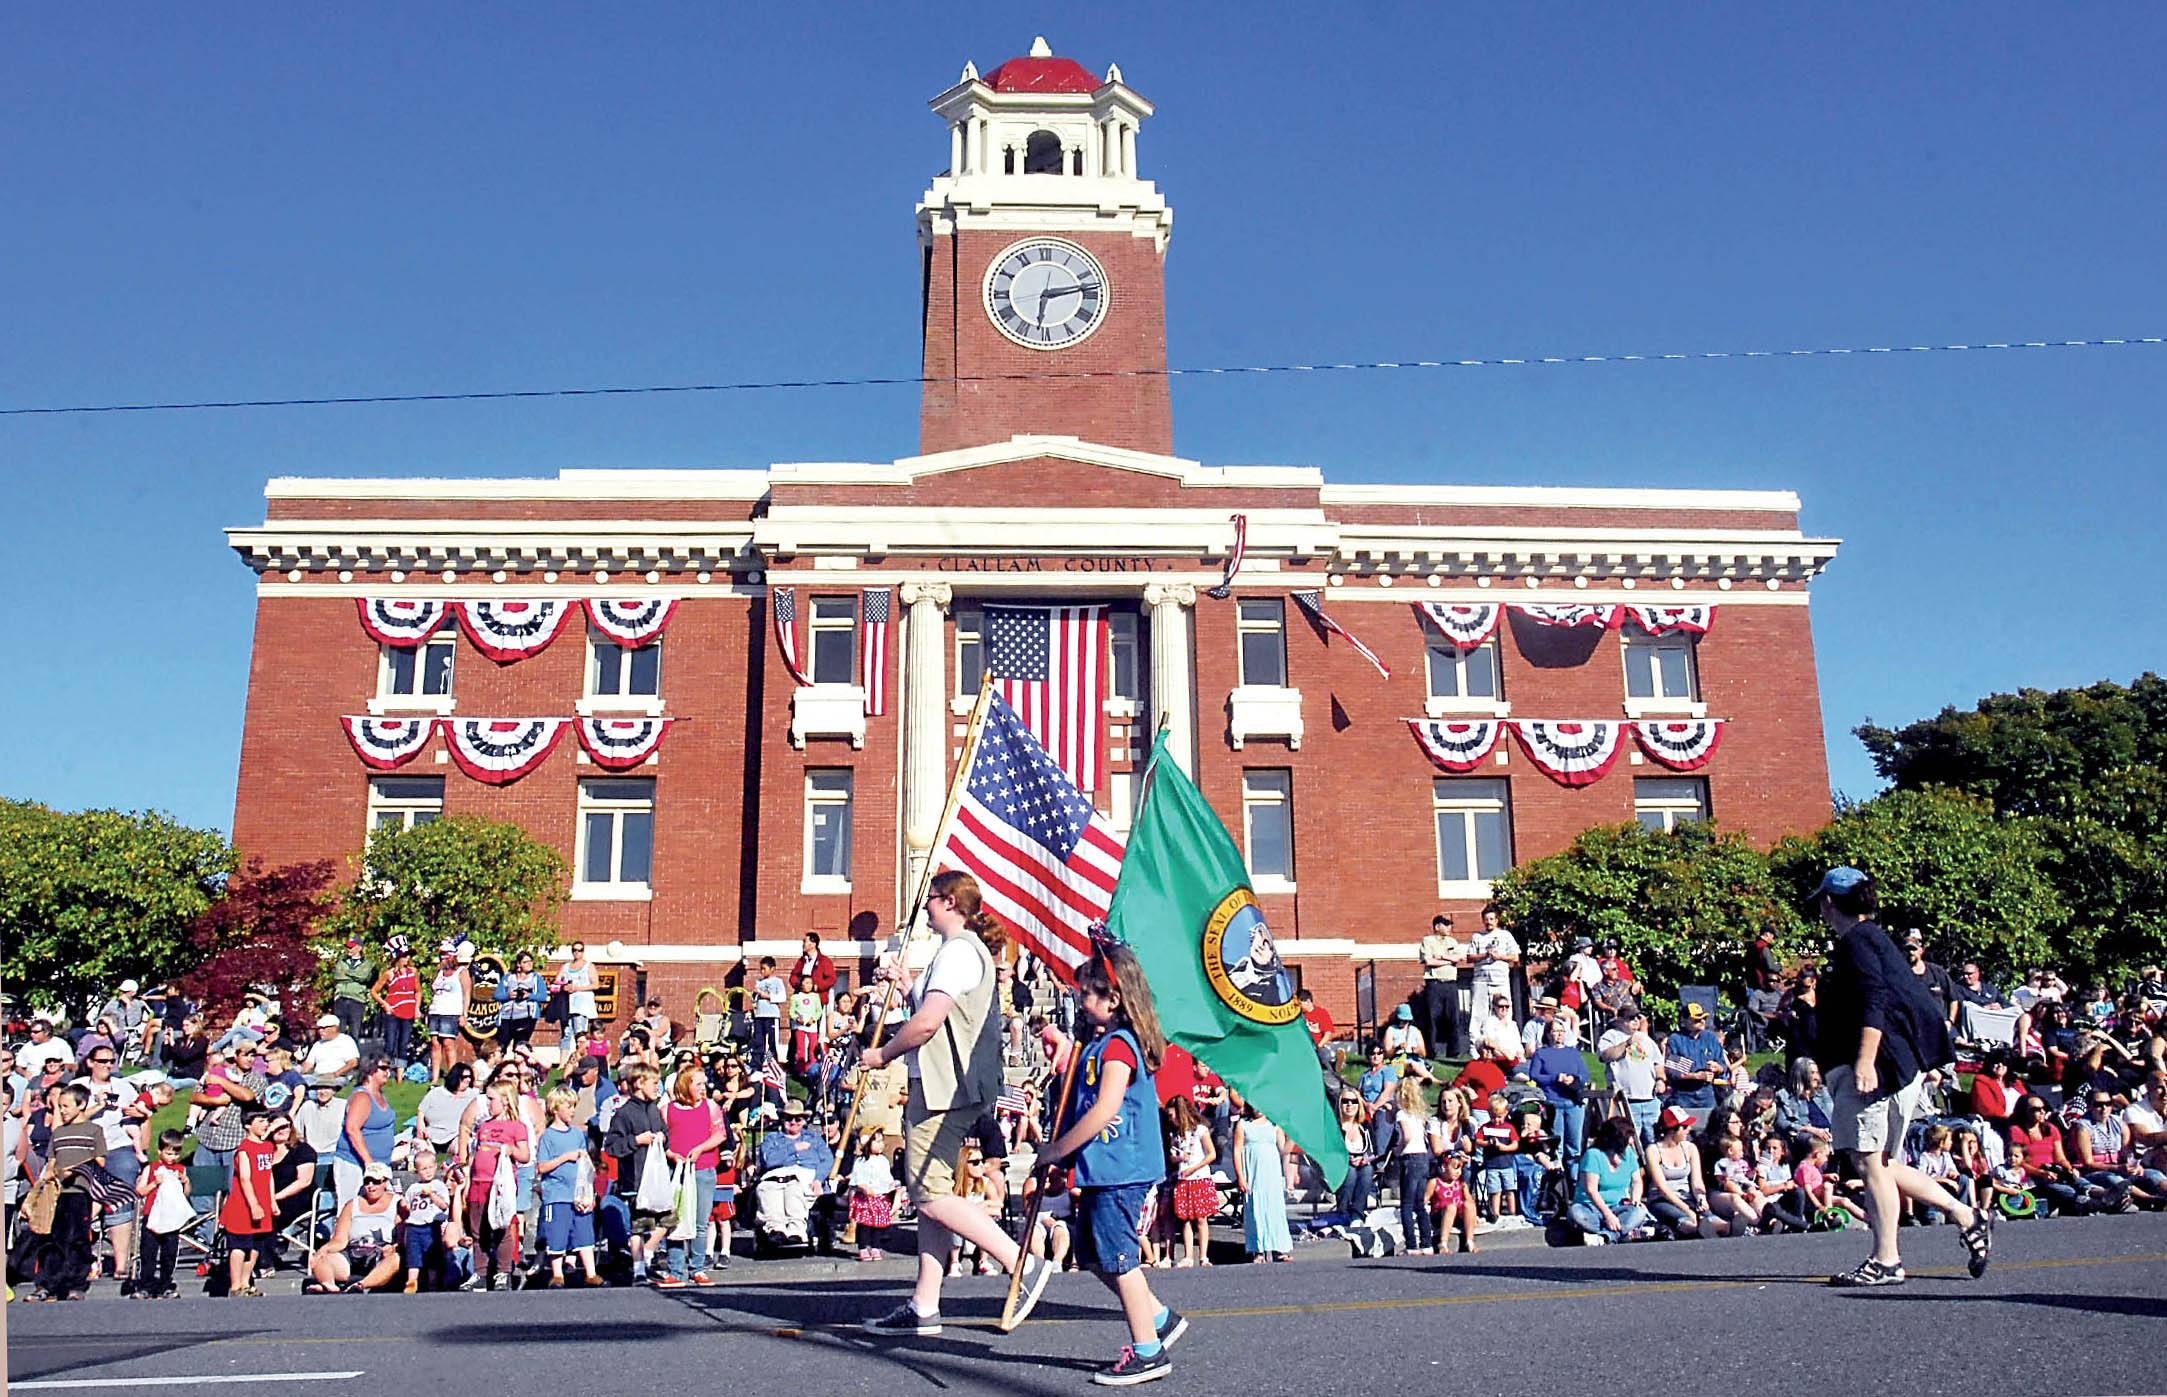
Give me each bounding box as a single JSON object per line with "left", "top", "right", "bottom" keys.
{"left": 1902, "top": 930, "right": 1961, "bottom": 1029}
{"left": 1810, "top": 867, "right": 1992, "bottom": 1288}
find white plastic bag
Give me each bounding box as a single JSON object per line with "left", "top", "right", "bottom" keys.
{"left": 146, "top": 1169, "right": 193, "bottom": 1234}
{"left": 486, "top": 1151, "right": 517, "bottom": 1229}
{"left": 668, "top": 1161, "right": 697, "bottom": 1241}
{"left": 571, "top": 1153, "right": 596, "bottom": 1213}
{"left": 635, "top": 1138, "right": 674, "bottom": 1213}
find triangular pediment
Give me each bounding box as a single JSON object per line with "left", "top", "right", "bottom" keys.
{"left": 767, "top": 435, "right": 1322, "bottom": 511}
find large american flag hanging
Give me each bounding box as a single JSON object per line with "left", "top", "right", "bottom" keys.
{"left": 933, "top": 694, "right": 1124, "bottom": 987}
{"left": 984, "top": 604, "right": 1107, "bottom": 792}
{"left": 772, "top": 586, "right": 808, "bottom": 686}
{"left": 861, "top": 589, "right": 892, "bottom": 716}
{"left": 1290, "top": 589, "right": 1391, "bottom": 679}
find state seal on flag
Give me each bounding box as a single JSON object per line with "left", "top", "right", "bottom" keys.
{"left": 1201, "top": 889, "right": 1302, "bottom": 1026}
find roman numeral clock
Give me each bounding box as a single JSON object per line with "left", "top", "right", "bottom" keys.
{"left": 984, "top": 239, "right": 1108, "bottom": 349}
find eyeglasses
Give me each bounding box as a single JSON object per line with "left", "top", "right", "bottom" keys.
{"left": 89, "top": 1056, "right": 116, "bottom": 1065}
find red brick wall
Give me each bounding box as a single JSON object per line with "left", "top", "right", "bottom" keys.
{"left": 920, "top": 230, "right": 1172, "bottom": 456}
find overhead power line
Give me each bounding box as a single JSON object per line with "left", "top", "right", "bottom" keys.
{"left": 1, "top": 334, "right": 2158, "bottom": 418}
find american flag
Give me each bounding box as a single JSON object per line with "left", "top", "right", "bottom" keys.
{"left": 995, "top": 1084, "right": 1033, "bottom": 1117}
{"left": 933, "top": 694, "right": 1124, "bottom": 986}
{"left": 772, "top": 586, "right": 808, "bottom": 685}
{"left": 1205, "top": 513, "right": 1248, "bottom": 600}
{"left": 984, "top": 604, "right": 1108, "bottom": 791}
{"left": 1290, "top": 589, "right": 1391, "bottom": 679}
{"left": 860, "top": 588, "right": 892, "bottom": 715}
{"left": 759, "top": 1056, "right": 788, "bottom": 1092}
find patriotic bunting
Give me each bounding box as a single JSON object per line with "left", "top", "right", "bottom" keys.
{"left": 861, "top": 589, "right": 892, "bottom": 716}
{"left": 457, "top": 600, "right": 572, "bottom": 662}
{"left": 1632, "top": 718, "right": 1725, "bottom": 771}
{"left": 1290, "top": 589, "right": 1391, "bottom": 679}
{"left": 772, "top": 587, "right": 809, "bottom": 686}
{"left": 441, "top": 718, "right": 568, "bottom": 784}
{"left": 1510, "top": 603, "right": 1621, "bottom": 630}
{"left": 1413, "top": 601, "right": 1502, "bottom": 650}
{"left": 1205, "top": 513, "right": 1248, "bottom": 600}
{"left": 1626, "top": 604, "right": 1715, "bottom": 636}
{"left": 1510, "top": 720, "right": 1626, "bottom": 787}
{"left": 986, "top": 603, "right": 1107, "bottom": 792}
{"left": 585, "top": 597, "right": 677, "bottom": 648}
{"left": 356, "top": 598, "right": 450, "bottom": 648}
{"left": 575, "top": 716, "right": 674, "bottom": 770}
{"left": 340, "top": 716, "right": 434, "bottom": 770}
{"left": 1407, "top": 718, "right": 1504, "bottom": 773}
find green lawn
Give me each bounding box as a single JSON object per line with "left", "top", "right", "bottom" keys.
{"left": 148, "top": 1080, "right": 435, "bottom": 1153}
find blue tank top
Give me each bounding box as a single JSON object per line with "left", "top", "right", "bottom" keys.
{"left": 333, "top": 1087, "right": 398, "bottom": 1166}
{"left": 1064, "top": 1026, "right": 1165, "bottom": 1189}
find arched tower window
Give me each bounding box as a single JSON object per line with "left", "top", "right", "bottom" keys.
{"left": 1023, "top": 130, "right": 1064, "bottom": 174}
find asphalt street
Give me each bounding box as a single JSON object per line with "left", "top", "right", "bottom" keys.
{"left": 9, "top": 1215, "right": 2166, "bottom": 1395}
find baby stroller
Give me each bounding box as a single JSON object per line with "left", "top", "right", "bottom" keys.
{"left": 751, "top": 1164, "right": 830, "bottom": 1258}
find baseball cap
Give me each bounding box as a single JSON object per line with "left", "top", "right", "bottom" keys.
{"left": 1903, "top": 929, "right": 1926, "bottom": 947}
{"left": 1658, "top": 1105, "right": 1696, "bottom": 1132}
{"left": 317, "top": 1013, "right": 342, "bottom": 1028}
{"left": 1808, "top": 866, "right": 1868, "bottom": 900}
{"left": 344, "top": 937, "right": 362, "bottom": 948}
{"left": 1574, "top": 936, "right": 1594, "bottom": 950}
{"left": 362, "top": 1161, "right": 395, "bottom": 1183}
{"left": 119, "top": 979, "right": 140, "bottom": 993}
{"left": 1683, "top": 1002, "right": 1708, "bottom": 1021}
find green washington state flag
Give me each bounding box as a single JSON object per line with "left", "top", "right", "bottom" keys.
{"left": 1107, "top": 734, "right": 1349, "bottom": 1190}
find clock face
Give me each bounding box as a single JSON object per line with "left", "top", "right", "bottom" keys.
{"left": 984, "top": 239, "right": 1108, "bottom": 350}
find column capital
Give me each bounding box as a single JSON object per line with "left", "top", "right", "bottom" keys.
{"left": 1143, "top": 582, "right": 1196, "bottom": 608}
{"left": 899, "top": 580, "right": 953, "bottom": 608}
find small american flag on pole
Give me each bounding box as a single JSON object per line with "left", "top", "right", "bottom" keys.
{"left": 933, "top": 693, "right": 1124, "bottom": 986}
{"left": 759, "top": 1057, "right": 788, "bottom": 1093}
{"left": 984, "top": 604, "right": 1108, "bottom": 792}
{"left": 861, "top": 588, "right": 892, "bottom": 715}
{"left": 995, "top": 1084, "right": 1033, "bottom": 1117}
{"left": 1291, "top": 589, "right": 1392, "bottom": 679}
{"left": 772, "top": 586, "right": 808, "bottom": 686}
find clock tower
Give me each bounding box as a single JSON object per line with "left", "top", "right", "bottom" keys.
{"left": 917, "top": 39, "right": 1174, "bottom": 457}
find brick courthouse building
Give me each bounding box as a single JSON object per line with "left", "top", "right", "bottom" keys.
{"left": 225, "top": 41, "right": 1839, "bottom": 1029}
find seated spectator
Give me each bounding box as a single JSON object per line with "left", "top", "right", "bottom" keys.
{"left": 1568, "top": 1115, "right": 1649, "bottom": 1244}
{"left": 1521, "top": 997, "right": 1561, "bottom": 1059}
{"left": 1708, "top": 1133, "right": 1764, "bottom": 1232}
{"left": 1661, "top": 1002, "right": 1726, "bottom": 1125}
{"left": 1644, "top": 1105, "right": 1728, "bottom": 1237}
{"left": 1453, "top": 1055, "right": 1508, "bottom": 1109}
{"left": 1298, "top": 990, "right": 1350, "bottom": 1069}
{"left": 1427, "top": 1152, "right": 1480, "bottom": 1254}
{"left": 1753, "top": 1133, "right": 1812, "bottom": 1232}
{"left": 1356, "top": 1046, "right": 1401, "bottom": 1110}
{"left": 1909, "top": 1124, "right": 1962, "bottom": 1225}
{"left": 1774, "top": 1057, "right": 1834, "bottom": 1149}
{"left": 308, "top": 1160, "right": 402, "bottom": 1292}
{"left": 302, "top": 1014, "right": 361, "bottom": 1086}
{"left": 2069, "top": 1089, "right": 2150, "bottom": 1210}
{"left": 2006, "top": 1095, "right": 2111, "bottom": 1215}
{"left": 1793, "top": 1138, "right": 1864, "bottom": 1227}
{"left": 1474, "top": 993, "right": 1526, "bottom": 1072}
{"left": 398, "top": 1145, "right": 454, "bottom": 1292}
{"left": 1969, "top": 1053, "right": 2026, "bottom": 1129}
{"left": 1380, "top": 1005, "right": 1433, "bottom": 1080}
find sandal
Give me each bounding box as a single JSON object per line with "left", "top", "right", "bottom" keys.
{"left": 1958, "top": 1215, "right": 1993, "bottom": 1278}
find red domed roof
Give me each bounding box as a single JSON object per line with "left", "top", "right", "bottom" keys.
{"left": 982, "top": 54, "right": 1101, "bottom": 95}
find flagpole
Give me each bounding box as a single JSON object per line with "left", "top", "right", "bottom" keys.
{"left": 828, "top": 674, "right": 997, "bottom": 1180}
{"left": 999, "top": 1043, "right": 1082, "bottom": 1332}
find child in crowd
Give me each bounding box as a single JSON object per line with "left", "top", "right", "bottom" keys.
{"left": 948, "top": 1144, "right": 1007, "bottom": 1276}
{"left": 710, "top": 1141, "right": 740, "bottom": 1268}
{"left": 1512, "top": 1104, "right": 1558, "bottom": 1222}
{"left": 846, "top": 1130, "right": 899, "bottom": 1262}
{"left": 1037, "top": 943, "right": 1186, "bottom": 1387}
{"left": 1427, "top": 1152, "right": 1480, "bottom": 1254}
{"left": 1167, "top": 1095, "right": 1218, "bottom": 1268}
{"left": 536, "top": 1089, "right": 601, "bottom": 1288}
{"left": 1912, "top": 1124, "right": 1960, "bottom": 1225}
{"left": 220, "top": 1107, "right": 278, "bottom": 1297}
{"left": 1954, "top": 1128, "right": 1993, "bottom": 1214}
{"left": 133, "top": 1129, "right": 190, "bottom": 1299}
{"left": 1987, "top": 1163, "right": 2041, "bottom": 1219}
{"left": 1709, "top": 1135, "right": 1764, "bottom": 1233}
{"left": 788, "top": 977, "right": 824, "bottom": 1073}
{"left": 1475, "top": 1091, "right": 1522, "bottom": 1224}
{"left": 399, "top": 1146, "right": 452, "bottom": 1292}
{"left": 1753, "top": 1133, "right": 1812, "bottom": 1232}
{"left": 1794, "top": 1139, "right": 1865, "bottom": 1228}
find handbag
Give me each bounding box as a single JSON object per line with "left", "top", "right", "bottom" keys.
{"left": 147, "top": 1169, "right": 194, "bottom": 1234}
{"left": 634, "top": 1138, "right": 675, "bottom": 1212}
{"left": 486, "top": 1149, "right": 518, "bottom": 1229}
{"left": 668, "top": 1161, "right": 697, "bottom": 1241}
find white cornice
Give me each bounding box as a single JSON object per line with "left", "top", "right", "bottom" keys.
{"left": 1321, "top": 483, "right": 1802, "bottom": 513}
{"left": 772, "top": 435, "right": 1321, "bottom": 490}
{"left": 758, "top": 507, "right": 1334, "bottom": 559}
{"left": 265, "top": 470, "right": 771, "bottom": 502}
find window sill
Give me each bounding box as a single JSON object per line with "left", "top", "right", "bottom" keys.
{"left": 950, "top": 694, "right": 977, "bottom": 716}
{"left": 800, "top": 876, "right": 854, "bottom": 897}
{"left": 1250, "top": 875, "right": 1298, "bottom": 896}
{"left": 366, "top": 695, "right": 455, "bottom": 716}
{"left": 1623, "top": 699, "right": 1707, "bottom": 719}
{"left": 1104, "top": 697, "right": 1140, "bottom": 719}
{"left": 1424, "top": 697, "right": 1512, "bottom": 719}
{"left": 1227, "top": 684, "right": 1304, "bottom": 750}
{"left": 792, "top": 684, "right": 868, "bottom": 749}
{"left": 570, "top": 883, "right": 652, "bottom": 902}
{"left": 576, "top": 695, "right": 666, "bottom": 717}
{"left": 1437, "top": 879, "right": 1497, "bottom": 900}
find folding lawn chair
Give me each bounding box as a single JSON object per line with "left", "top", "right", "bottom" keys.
{"left": 176, "top": 1162, "right": 229, "bottom": 1268}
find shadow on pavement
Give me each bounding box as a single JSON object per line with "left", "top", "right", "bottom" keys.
{"left": 423, "top": 1320, "right": 687, "bottom": 1346}
{"left": 1847, "top": 1290, "right": 2167, "bottom": 1319}
{"left": 5, "top": 1332, "right": 263, "bottom": 1382}
{"left": 1347, "top": 1259, "right": 1821, "bottom": 1288}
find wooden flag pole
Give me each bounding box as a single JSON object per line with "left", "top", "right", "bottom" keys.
{"left": 999, "top": 1037, "right": 1083, "bottom": 1333}
{"left": 827, "top": 676, "right": 997, "bottom": 1181}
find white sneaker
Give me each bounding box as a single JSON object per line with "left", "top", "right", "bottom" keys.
{"left": 1001, "top": 1254, "right": 1054, "bottom": 1332}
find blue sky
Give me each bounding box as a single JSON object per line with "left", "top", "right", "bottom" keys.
{"left": 3, "top": 4, "right": 2162, "bottom": 834}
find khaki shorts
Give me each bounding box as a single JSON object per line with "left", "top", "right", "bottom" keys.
{"left": 902, "top": 1087, "right": 980, "bottom": 1205}
{"left": 1827, "top": 1064, "right": 1927, "bottom": 1158}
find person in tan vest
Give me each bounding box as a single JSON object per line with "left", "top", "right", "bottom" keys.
{"left": 858, "top": 871, "right": 1052, "bottom": 1337}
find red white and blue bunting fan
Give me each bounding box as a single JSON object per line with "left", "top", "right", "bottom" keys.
{"left": 1413, "top": 601, "right": 1501, "bottom": 649}
{"left": 771, "top": 586, "right": 809, "bottom": 686}
{"left": 574, "top": 717, "right": 674, "bottom": 770}
{"left": 1510, "top": 719, "right": 1625, "bottom": 787}
{"left": 585, "top": 597, "right": 677, "bottom": 648}
{"left": 1407, "top": 718, "right": 1504, "bottom": 773}
{"left": 356, "top": 598, "right": 450, "bottom": 647}
{"left": 1631, "top": 718, "right": 1725, "bottom": 770}
{"left": 457, "top": 600, "right": 571, "bottom": 662}
{"left": 1510, "top": 603, "right": 1621, "bottom": 630}
{"left": 340, "top": 715, "right": 433, "bottom": 770}
{"left": 860, "top": 589, "right": 892, "bottom": 716}
{"left": 1290, "top": 589, "right": 1391, "bottom": 678}
{"left": 1205, "top": 513, "right": 1247, "bottom": 600}
{"left": 1625, "top": 604, "right": 1715, "bottom": 636}
{"left": 440, "top": 717, "right": 567, "bottom": 784}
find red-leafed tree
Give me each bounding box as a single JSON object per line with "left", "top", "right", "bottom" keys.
{"left": 177, "top": 859, "right": 339, "bottom": 1027}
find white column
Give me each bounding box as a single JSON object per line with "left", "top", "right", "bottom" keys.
{"left": 1121, "top": 123, "right": 1136, "bottom": 175}
{"left": 900, "top": 581, "right": 953, "bottom": 909}
{"left": 1144, "top": 583, "right": 1196, "bottom": 777}
{"left": 950, "top": 123, "right": 964, "bottom": 176}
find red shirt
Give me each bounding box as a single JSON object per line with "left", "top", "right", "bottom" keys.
{"left": 382, "top": 967, "right": 420, "bottom": 1020}
{"left": 1456, "top": 1058, "right": 1507, "bottom": 1102}
{"left": 220, "top": 1138, "right": 277, "bottom": 1234}
{"left": 793, "top": 952, "right": 838, "bottom": 998}
{"left": 1302, "top": 1004, "right": 1335, "bottom": 1045}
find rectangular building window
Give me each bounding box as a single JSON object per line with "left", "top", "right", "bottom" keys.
{"left": 1237, "top": 599, "right": 1286, "bottom": 687}
{"left": 1624, "top": 632, "right": 1698, "bottom": 702}
{"left": 578, "top": 779, "right": 655, "bottom": 890}
{"left": 809, "top": 597, "right": 856, "bottom": 685}
{"left": 1434, "top": 778, "right": 1513, "bottom": 890}
{"left": 1241, "top": 768, "right": 1294, "bottom": 885}
{"left": 589, "top": 637, "right": 662, "bottom": 698}
{"left": 1634, "top": 776, "right": 1711, "bottom": 832}
{"left": 805, "top": 769, "right": 853, "bottom": 888}
{"left": 1426, "top": 639, "right": 1500, "bottom": 702}
{"left": 366, "top": 776, "right": 443, "bottom": 834}
{"left": 1108, "top": 609, "right": 1141, "bottom": 703}
{"left": 380, "top": 640, "right": 454, "bottom": 699}
{"left": 955, "top": 607, "right": 984, "bottom": 697}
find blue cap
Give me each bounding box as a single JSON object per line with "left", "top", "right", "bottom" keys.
{"left": 1394, "top": 1004, "right": 1414, "bottom": 1021}
{"left": 1808, "top": 866, "right": 1868, "bottom": 900}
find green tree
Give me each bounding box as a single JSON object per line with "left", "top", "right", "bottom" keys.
{"left": 1489, "top": 820, "right": 1812, "bottom": 1016}
{"left": 1771, "top": 787, "right": 2064, "bottom": 982}
{"left": 324, "top": 814, "right": 568, "bottom": 958}
{"left": 0, "top": 798, "right": 234, "bottom": 1013}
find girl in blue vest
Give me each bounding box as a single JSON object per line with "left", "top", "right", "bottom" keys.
{"left": 1040, "top": 944, "right": 1186, "bottom": 1388}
